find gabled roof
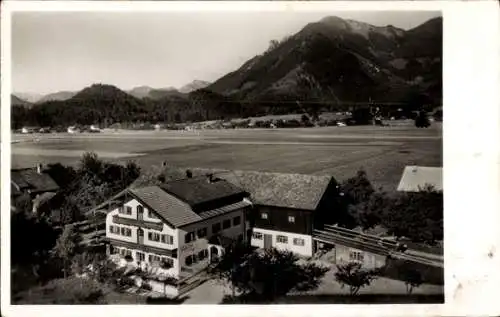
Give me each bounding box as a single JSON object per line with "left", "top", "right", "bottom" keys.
{"left": 11, "top": 168, "right": 60, "bottom": 194}
{"left": 129, "top": 186, "right": 201, "bottom": 228}
{"left": 218, "top": 170, "right": 334, "bottom": 210}
{"left": 132, "top": 166, "right": 335, "bottom": 211}
{"left": 397, "top": 166, "right": 443, "bottom": 192}
{"left": 160, "top": 178, "right": 247, "bottom": 207}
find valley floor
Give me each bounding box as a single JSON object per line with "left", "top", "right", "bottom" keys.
{"left": 11, "top": 123, "right": 442, "bottom": 191}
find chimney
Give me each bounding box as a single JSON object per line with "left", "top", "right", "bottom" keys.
{"left": 37, "top": 164, "right": 43, "bottom": 174}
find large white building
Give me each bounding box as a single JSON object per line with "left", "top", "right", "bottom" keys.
{"left": 94, "top": 176, "right": 251, "bottom": 296}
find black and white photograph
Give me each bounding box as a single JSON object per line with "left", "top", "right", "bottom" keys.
{"left": 1, "top": 0, "right": 499, "bottom": 314}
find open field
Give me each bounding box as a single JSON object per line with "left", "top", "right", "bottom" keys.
{"left": 11, "top": 122, "right": 442, "bottom": 191}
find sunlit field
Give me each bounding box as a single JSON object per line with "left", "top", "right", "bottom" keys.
{"left": 11, "top": 122, "right": 442, "bottom": 191}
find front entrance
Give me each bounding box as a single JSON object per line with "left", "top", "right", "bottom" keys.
{"left": 138, "top": 228, "right": 144, "bottom": 244}
{"left": 263, "top": 234, "right": 273, "bottom": 249}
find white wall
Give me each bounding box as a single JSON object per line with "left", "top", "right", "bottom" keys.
{"left": 335, "top": 245, "right": 386, "bottom": 269}
{"left": 114, "top": 246, "right": 179, "bottom": 277}
{"left": 251, "top": 227, "right": 313, "bottom": 257}
{"left": 177, "top": 208, "right": 246, "bottom": 275}
{"left": 106, "top": 199, "right": 178, "bottom": 248}
{"left": 143, "top": 224, "right": 178, "bottom": 250}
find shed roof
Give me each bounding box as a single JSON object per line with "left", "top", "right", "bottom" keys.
{"left": 397, "top": 166, "right": 443, "bottom": 192}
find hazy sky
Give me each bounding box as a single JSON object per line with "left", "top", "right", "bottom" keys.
{"left": 12, "top": 11, "right": 441, "bottom": 94}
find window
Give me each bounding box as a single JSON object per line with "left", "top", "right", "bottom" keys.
{"left": 198, "top": 249, "right": 208, "bottom": 260}
{"left": 197, "top": 228, "right": 207, "bottom": 238}
{"left": 137, "top": 205, "right": 144, "bottom": 214}
{"left": 293, "top": 238, "right": 305, "bottom": 246}
{"left": 161, "top": 257, "right": 174, "bottom": 268}
{"left": 125, "top": 228, "right": 132, "bottom": 236}
{"left": 349, "top": 251, "right": 364, "bottom": 262}
{"left": 276, "top": 235, "right": 288, "bottom": 244}
{"left": 185, "top": 232, "right": 196, "bottom": 243}
{"left": 109, "top": 225, "right": 120, "bottom": 234}
{"left": 149, "top": 254, "right": 161, "bottom": 263}
{"left": 222, "top": 219, "right": 231, "bottom": 229}
{"left": 261, "top": 212, "right": 268, "bottom": 219}
{"left": 252, "top": 232, "right": 263, "bottom": 240}
{"left": 118, "top": 206, "right": 124, "bottom": 214}
{"left": 121, "top": 249, "right": 131, "bottom": 257}
{"left": 120, "top": 227, "right": 128, "bottom": 236}
{"left": 148, "top": 232, "right": 161, "bottom": 242}
{"left": 212, "top": 223, "right": 221, "bottom": 234}
{"left": 161, "top": 234, "right": 174, "bottom": 245}
{"left": 233, "top": 216, "right": 241, "bottom": 226}
{"left": 136, "top": 252, "right": 145, "bottom": 261}
{"left": 148, "top": 210, "right": 158, "bottom": 219}
{"left": 126, "top": 206, "right": 132, "bottom": 215}
{"left": 185, "top": 254, "right": 197, "bottom": 266}
{"left": 288, "top": 216, "right": 295, "bottom": 223}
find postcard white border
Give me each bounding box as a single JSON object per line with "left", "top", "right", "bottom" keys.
{"left": 2, "top": 1, "right": 500, "bottom": 316}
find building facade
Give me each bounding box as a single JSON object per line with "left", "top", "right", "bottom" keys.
{"left": 98, "top": 177, "right": 251, "bottom": 295}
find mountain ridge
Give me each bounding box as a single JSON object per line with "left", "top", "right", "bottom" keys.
{"left": 12, "top": 16, "right": 442, "bottom": 128}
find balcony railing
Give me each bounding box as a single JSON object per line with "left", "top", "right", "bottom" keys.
{"left": 112, "top": 215, "right": 163, "bottom": 231}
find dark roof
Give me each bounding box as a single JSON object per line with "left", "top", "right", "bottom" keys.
{"left": 132, "top": 166, "right": 335, "bottom": 211}
{"left": 11, "top": 168, "right": 60, "bottom": 194}
{"left": 160, "top": 177, "right": 247, "bottom": 207}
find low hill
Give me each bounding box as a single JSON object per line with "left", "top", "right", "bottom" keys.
{"left": 37, "top": 91, "right": 77, "bottom": 103}
{"left": 11, "top": 95, "right": 32, "bottom": 108}
{"left": 179, "top": 80, "right": 211, "bottom": 94}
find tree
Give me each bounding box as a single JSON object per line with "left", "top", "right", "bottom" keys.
{"left": 212, "top": 248, "right": 328, "bottom": 302}
{"left": 415, "top": 111, "right": 430, "bottom": 128}
{"left": 53, "top": 224, "right": 82, "bottom": 278}
{"left": 208, "top": 240, "right": 252, "bottom": 297}
{"left": 79, "top": 152, "right": 103, "bottom": 176}
{"left": 11, "top": 209, "right": 59, "bottom": 274}
{"left": 336, "top": 170, "right": 376, "bottom": 228}
{"left": 45, "top": 163, "right": 77, "bottom": 188}
{"left": 401, "top": 267, "right": 423, "bottom": 295}
{"left": 341, "top": 170, "right": 375, "bottom": 205}
{"left": 380, "top": 186, "right": 443, "bottom": 244}
{"left": 334, "top": 262, "right": 380, "bottom": 296}
{"left": 349, "top": 191, "right": 390, "bottom": 230}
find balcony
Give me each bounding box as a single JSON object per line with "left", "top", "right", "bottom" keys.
{"left": 105, "top": 237, "right": 178, "bottom": 258}
{"left": 112, "top": 215, "right": 163, "bottom": 231}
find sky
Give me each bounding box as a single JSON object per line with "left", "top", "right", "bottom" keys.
{"left": 12, "top": 10, "right": 441, "bottom": 95}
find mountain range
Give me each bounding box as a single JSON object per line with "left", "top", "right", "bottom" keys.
{"left": 12, "top": 15, "right": 442, "bottom": 128}
{"left": 14, "top": 80, "right": 212, "bottom": 104}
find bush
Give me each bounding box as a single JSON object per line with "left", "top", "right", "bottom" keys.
{"left": 12, "top": 277, "right": 105, "bottom": 304}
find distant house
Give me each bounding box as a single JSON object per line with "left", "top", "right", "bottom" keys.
{"left": 91, "top": 176, "right": 251, "bottom": 297}
{"left": 67, "top": 126, "right": 79, "bottom": 134}
{"left": 397, "top": 166, "right": 443, "bottom": 192}
{"left": 11, "top": 164, "right": 60, "bottom": 214}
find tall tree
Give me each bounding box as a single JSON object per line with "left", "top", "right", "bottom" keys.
{"left": 53, "top": 224, "right": 82, "bottom": 278}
